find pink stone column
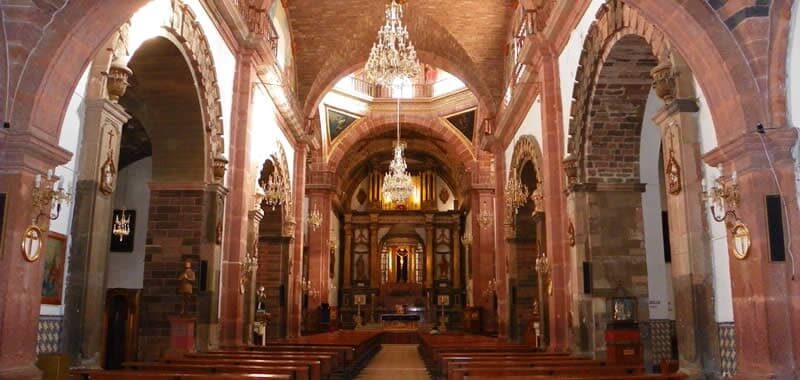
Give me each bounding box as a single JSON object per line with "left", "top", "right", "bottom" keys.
{"left": 705, "top": 129, "right": 800, "bottom": 379}
{"left": 306, "top": 190, "right": 332, "bottom": 317}
{"left": 539, "top": 53, "right": 570, "bottom": 352}
{"left": 0, "top": 132, "right": 72, "bottom": 379}
{"left": 287, "top": 144, "right": 308, "bottom": 338}
{"left": 220, "top": 54, "right": 256, "bottom": 346}
{"left": 493, "top": 149, "right": 511, "bottom": 340}
{"left": 470, "top": 188, "right": 498, "bottom": 334}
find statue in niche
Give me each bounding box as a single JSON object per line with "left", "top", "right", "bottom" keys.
{"left": 438, "top": 255, "right": 449, "bottom": 280}
{"left": 177, "top": 260, "right": 196, "bottom": 314}
{"left": 396, "top": 248, "right": 409, "bottom": 283}
{"left": 329, "top": 247, "right": 336, "bottom": 279}
{"left": 355, "top": 255, "right": 367, "bottom": 282}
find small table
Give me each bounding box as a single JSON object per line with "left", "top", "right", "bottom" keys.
{"left": 381, "top": 314, "right": 421, "bottom": 330}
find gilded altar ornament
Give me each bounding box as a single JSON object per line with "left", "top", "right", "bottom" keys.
{"left": 178, "top": 260, "right": 196, "bottom": 314}
{"left": 665, "top": 128, "right": 682, "bottom": 195}
{"left": 21, "top": 225, "right": 44, "bottom": 262}
{"left": 731, "top": 222, "right": 751, "bottom": 260}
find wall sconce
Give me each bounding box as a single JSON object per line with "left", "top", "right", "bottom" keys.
{"left": 240, "top": 253, "right": 258, "bottom": 294}
{"left": 478, "top": 201, "right": 493, "bottom": 230}
{"left": 308, "top": 202, "right": 323, "bottom": 230}
{"left": 535, "top": 251, "right": 550, "bottom": 275}
{"left": 112, "top": 207, "right": 132, "bottom": 242}
{"left": 32, "top": 169, "right": 72, "bottom": 226}
{"left": 301, "top": 277, "right": 320, "bottom": 299}
{"left": 531, "top": 185, "right": 544, "bottom": 216}
{"left": 702, "top": 172, "right": 740, "bottom": 224}
{"left": 482, "top": 277, "right": 498, "bottom": 298}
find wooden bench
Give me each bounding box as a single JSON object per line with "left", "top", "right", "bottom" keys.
{"left": 160, "top": 357, "right": 323, "bottom": 380}
{"left": 122, "top": 362, "right": 308, "bottom": 380}
{"left": 71, "top": 370, "right": 291, "bottom": 380}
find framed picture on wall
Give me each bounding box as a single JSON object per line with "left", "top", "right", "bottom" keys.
{"left": 41, "top": 232, "right": 67, "bottom": 305}
{"left": 110, "top": 209, "right": 136, "bottom": 252}
{"left": 0, "top": 193, "right": 6, "bottom": 257}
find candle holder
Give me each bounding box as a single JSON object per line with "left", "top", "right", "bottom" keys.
{"left": 702, "top": 173, "right": 741, "bottom": 224}
{"left": 32, "top": 169, "right": 72, "bottom": 227}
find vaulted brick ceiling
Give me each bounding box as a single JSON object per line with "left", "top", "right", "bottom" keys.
{"left": 288, "top": 0, "right": 513, "bottom": 115}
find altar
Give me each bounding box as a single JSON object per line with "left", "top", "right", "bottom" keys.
{"left": 381, "top": 313, "right": 421, "bottom": 330}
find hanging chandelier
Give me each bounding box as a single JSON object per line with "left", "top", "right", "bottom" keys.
{"left": 383, "top": 139, "right": 414, "bottom": 204}
{"left": 112, "top": 207, "right": 131, "bottom": 242}
{"left": 364, "top": 0, "right": 421, "bottom": 86}
{"left": 264, "top": 174, "right": 286, "bottom": 210}
{"left": 505, "top": 173, "right": 529, "bottom": 214}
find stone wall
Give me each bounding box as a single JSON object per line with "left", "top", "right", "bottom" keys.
{"left": 138, "top": 189, "right": 209, "bottom": 360}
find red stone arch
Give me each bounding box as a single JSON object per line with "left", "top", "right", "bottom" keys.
{"left": 509, "top": 135, "right": 544, "bottom": 186}
{"left": 566, "top": 0, "right": 672, "bottom": 184}
{"left": 6, "top": 0, "right": 227, "bottom": 182}
{"left": 327, "top": 115, "right": 476, "bottom": 170}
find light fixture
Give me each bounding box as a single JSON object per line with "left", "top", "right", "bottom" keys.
{"left": 240, "top": 253, "right": 258, "bottom": 294}
{"left": 483, "top": 277, "right": 498, "bottom": 298}
{"left": 112, "top": 208, "right": 132, "bottom": 241}
{"left": 535, "top": 251, "right": 550, "bottom": 275}
{"left": 460, "top": 232, "right": 472, "bottom": 247}
{"left": 32, "top": 169, "right": 72, "bottom": 227}
{"left": 478, "top": 201, "right": 493, "bottom": 230}
{"left": 702, "top": 172, "right": 740, "bottom": 224}
{"left": 308, "top": 202, "right": 323, "bottom": 230}
{"left": 505, "top": 173, "right": 529, "bottom": 214}
{"left": 263, "top": 174, "right": 286, "bottom": 210}
{"left": 301, "top": 277, "right": 320, "bottom": 299}
{"left": 364, "top": 0, "right": 421, "bottom": 86}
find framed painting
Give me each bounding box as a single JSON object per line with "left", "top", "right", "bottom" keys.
{"left": 109, "top": 209, "right": 136, "bottom": 252}
{"left": 326, "top": 106, "right": 360, "bottom": 141}
{"left": 41, "top": 232, "right": 67, "bottom": 305}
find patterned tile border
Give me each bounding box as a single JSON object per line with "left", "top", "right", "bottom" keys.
{"left": 37, "top": 315, "right": 63, "bottom": 354}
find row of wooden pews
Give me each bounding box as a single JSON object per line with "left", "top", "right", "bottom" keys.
{"left": 419, "top": 333, "right": 687, "bottom": 380}
{"left": 71, "top": 330, "right": 382, "bottom": 380}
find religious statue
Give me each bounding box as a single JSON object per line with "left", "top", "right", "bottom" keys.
{"left": 99, "top": 150, "right": 116, "bottom": 195}
{"left": 355, "top": 255, "right": 367, "bottom": 281}
{"left": 256, "top": 285, "right": 267, "bottom": 312}
{"left": 177, "top": 260, "right": 196, "bottom": 314}
{"left": 396, "top": 248, "right": 409, "bottom": 283}
{"left": 329, "top": 247, "right": 336, "bottom": 279}
{"left": 437, "top": 255, "right": 449, "bottom": 280}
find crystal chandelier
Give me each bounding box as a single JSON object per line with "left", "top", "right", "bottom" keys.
{"left": 505, "top": 173, "right": 529, "bottom": 214}
{"left": 113, "top": 208, "right": 132, "bottom": 242}
{"left": 364, "top": 0, "right": 421, "bottom": 86}
{"left": 308, "top": 202, "right": 323, "bottom": 230}
{"left": 382, "top": 140, "right": 414, "bottom": 204}
{"left": 263, "top": 174, "right": 286, "bottom": 210}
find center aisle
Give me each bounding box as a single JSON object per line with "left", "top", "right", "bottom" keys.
{"left": 356, "top": 344, "right": 431, "bottom": 380}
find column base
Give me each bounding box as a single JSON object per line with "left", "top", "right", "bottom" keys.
{"left": 163, "top": 315, "right": 196, "bottom": 359}
{"left": 0, "top": 363, "right": 42, "bottom": 380}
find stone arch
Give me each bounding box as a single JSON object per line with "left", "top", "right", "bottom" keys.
{"left": 258, "top": 141, "right": 295, "bottom": 238}
{"left": 566, "top": 0, "right": 671, "bottom": 185}
{"left": 509, "top": 135, "right": 544, "bottom": 185}
{"left": 327, "top": 116, "right": 476, "bottom": 170}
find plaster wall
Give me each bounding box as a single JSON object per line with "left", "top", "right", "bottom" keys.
{"left": 639, "top": 91, "right": 674, "bottom": 320}
{"left": 40, "top": 67, "right": 91, "bottom": 316}
{"left": 251, "top": 86, "right": 296, "bottom": 183}
{"left": 558, "top": 0, "right": 605, "bottom": 153}
{"left": 105, "top": 158, "right": 153, "bottom": 290}
{"left": 504, "top": 96, "right": 542, "bottom": 171}
{"left": 694, "top": 79, "right": 734, "bottom": 323}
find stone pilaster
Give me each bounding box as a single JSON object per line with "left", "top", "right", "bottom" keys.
{"left": 470, "top": 189, "right": 498, "bottom": 334}
{"left": 704, "top": 128, "right": 800, "bottom": 380}
{"left": 652, "top": 98, "right": 721, "bottom": 378}
{"left": 287, "top": 144, "right": 308, "bottom": 338}
{"left": 342, "top": 216, "right": 353, "bottom": 288}
{"left": 61, "top": 99, "right": 130, "bottom": 365}
{"left": 243, "top": 208, "right": 264, "bottom": 344}
{"left": 494, "top": 150, "right": 510, "bottom": 340}
{"left": 425, "top": 220, "right": 434, "bottom": 288}
{"left": 0, "top": 131, "right": 72, "bottom": 379}
{"left": 306, "top": 189, "right": 332, "bottom": 314}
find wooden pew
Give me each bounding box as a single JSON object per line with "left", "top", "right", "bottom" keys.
{"left": 122, "top": 362, "right": 308, "bottom": 380}
{"left": 71, "top": 370, "right": 291, "bottom": 380}
{"left": 185, "top": 352, "right": 336, "bottom": 378}
{"left": 160, "top": 357, "right": 323, "bottom": 380}
{"left": 449, "top": 365, "right": 646, "bottom": 380}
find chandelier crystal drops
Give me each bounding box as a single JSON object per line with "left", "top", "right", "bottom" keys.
{"left": 364, "top": 0, "right": 421, "bottom": 86}
{"left": 264, "top": 174, "right": 286, "bottom": 210}
{"left": 383, "top": 140, "right": 414, "bottom": 204}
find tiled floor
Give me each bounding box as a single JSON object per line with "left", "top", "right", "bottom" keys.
{"left": 356, "top": 344, "right": 431, "bottom": 380}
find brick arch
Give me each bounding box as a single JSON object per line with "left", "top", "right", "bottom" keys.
{"left": 327, "top": 115, "right": 476, "bottom": 171}
{"left": 567, "top": 1, "right": 671, "bottom": 184}
{"left": 509, "top": 135, "right": 544, "bottom": 185}
{"left": 6, "top": 0, "right": 227, "bottom": 182}
{"left": 302, "top": 12, "right": 495, "bottom": 119}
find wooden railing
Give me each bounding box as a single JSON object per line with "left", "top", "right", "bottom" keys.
{"left": 341, "top": 76, "right": 449, "bottom": 99}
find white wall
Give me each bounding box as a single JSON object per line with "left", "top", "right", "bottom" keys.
{"left": 639, "top": 91, "right": 674, "bottom": 320}
{"left": 504, "top": 96, "right": 543, "bottom": 171}
{"left": 270, "top": 1, "right": 293, "bottom": 71}
{"left": 694, "top": 79, "right": 735, "bottom": 322}
{"left": 558, "top": 0, "right": 605, "bottom": 153}
{"left": 41, "top": 67, "right": 91, "bottom": 316}
{"left": 106, "top": 158, "right": 153, "bottom": 289}
{"left": 251, "top": 86, "right": 296, "bottom": 183}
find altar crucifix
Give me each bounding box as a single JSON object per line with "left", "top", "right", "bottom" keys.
{"left": 396, "top": 248, "right": 409, "bottom": 283}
